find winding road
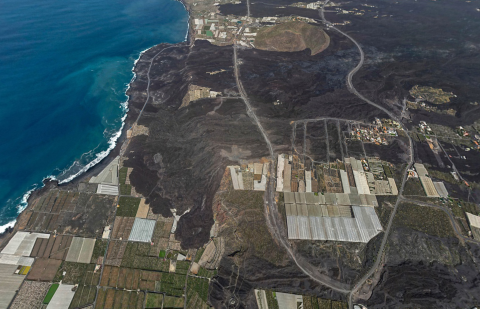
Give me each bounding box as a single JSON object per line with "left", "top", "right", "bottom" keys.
{"left": 319, "top": 1, "right": 415, "bottom": 307}
{"left": 233, "top": 44, "right": 352, "bottom": 293}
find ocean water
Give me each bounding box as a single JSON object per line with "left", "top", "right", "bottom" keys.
{"left": 0, "top": 0, "right": 188, "bottom": 232}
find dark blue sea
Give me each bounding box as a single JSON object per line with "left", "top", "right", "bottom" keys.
{"left": 0, "top": 0, "right": 188, "bottom": 232}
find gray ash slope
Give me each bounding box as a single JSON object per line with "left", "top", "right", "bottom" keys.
{"left": 123, "top": 39, "right": 382, "bottom": 249}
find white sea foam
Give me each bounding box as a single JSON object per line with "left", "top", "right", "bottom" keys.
{"left": 0, "top": 186, "right": 37, "bottom": 234}
{"left": 0, "top": 220, "right": 16, "bottom": 234}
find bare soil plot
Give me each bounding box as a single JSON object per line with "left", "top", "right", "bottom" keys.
{"left": 111, "top": 217, "right": 135, "bottom": 240}
{"left": 95, "top": 288, "right": 107, "bottom": 309}
{"left": 135, "top": 199, "right": 149, "bottom": 218}
{"left": 27, "top": 258, "right": 62, "bottom": 281}
{"left": 100, "top": 267, "right": 162, "bottom": 292}
{"left": 16, "top": 211, "right": 33, "bottom": 231}
{"left": 30, "top": 235, "right": 73, "bottom": 260}
{"left": 168, "top": 233, "right": 182, "bottom": 251}
{"left": 105, "top": 240, "right": 127, "bottom": 267}
{"left": 95, "top": 289, "right": 144, "bottom": 309}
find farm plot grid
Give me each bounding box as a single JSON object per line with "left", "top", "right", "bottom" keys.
{"left": 22, "top": 190, "right": 116, "bottom": 238}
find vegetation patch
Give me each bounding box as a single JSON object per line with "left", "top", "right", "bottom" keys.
{"left": 394, "top": 202, "right": 455, "bottom": 237}
{"left": 119, "top": 167, "right": 128, "bottom": 184}
{"left": 163, "top": 295, "right": 185, "bottom": 308}
{"left": 121, "top": 242, "right": 170, "bottom": 271}
{"left": 194, "top": 248, "right": 205, "bottom": 263}
{"left": 146, "top": 293, "right": 163, "bottom": 308}
{"left": 410, "top": 85, "right": 455, "bottom": 104}
{"left": 69, "top": 285, "right": 97, "bottom": 309}
{"left": 120, "top": 184, "right": 132, "bottom": 195}
{"left": 54, "top": 262, "right": 100, "bottom": 286}
{"left": 403, "top": 179, "right": 426, "bottom": 196}
{"left": 175, "top": 260, "right": 190, "bottom": 275}
{"left": 255, "top": 21, "right": 330, "bottom": 55}
{"left": 187, "top": 276, "right": 209, "bottom": 302}
{"left": 265, "top": 290, "right": 279, "bottom": 309}
{"left": 91, "top": 239, "right": 108, "bottom": 263}
{"left": 160, "top": 272, "right": 185, "bottom": 297}
{"left": 197, "top": 266, "right": 216, "bottom": 278}
{"left": 43, "top": 283, "right": 59, "bottom": 304}
{"left": 117, "top": 196, "right": 141, "bottom": 217}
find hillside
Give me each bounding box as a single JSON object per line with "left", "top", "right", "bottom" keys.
{"left": 254, "top": 21, "right": 330, "bottom": 55}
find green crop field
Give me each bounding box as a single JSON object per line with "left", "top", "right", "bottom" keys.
{"left": 120, "top": 184, "right": 132, "bottom": 195}
{"left": 161, "top": 273, "right": 185, "bottom": 297}
{"left": 91, "top": 239, "right": 107, "bottom": 263}
{"left": 187, "top": 276, "right": 209, "bottom": 302}
{"left": 146, "top": 293, "right": 163, "bottom": 308}
{"left": 163, "top": 296, "right": 184, "bottom": 308}
{"left": 43, "top": 284, "right": 59, "bottom": 304}
{"left": 121, "top": 242, "right": 169, "bottom": 271}
{"left": 394, "top": 202, "right": 455, "bottom": 237}
{"left": 69, "top": 285, "right": 97, "bottom": 309}
{"left": 117, "top": 196, "right": 141, "bottom": 217}
{"left": 119, "top": 167, "right": 128, "bottom": 184}
{"left": 175, "top": 261, "right": 190, "bottom": 275}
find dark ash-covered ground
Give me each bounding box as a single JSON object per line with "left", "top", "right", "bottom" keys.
{"left": 10, "top": 0, "right": 480, "bottom": 307}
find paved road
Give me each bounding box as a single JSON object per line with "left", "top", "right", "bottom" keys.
{"left": 134, "top": 46, "right": 175, "bottom": 125}
{"left": 319, "top": 1, "right": 415, "bottom": 307}
{"left": 233, "top": 44, "right": 351, "bottom": 293}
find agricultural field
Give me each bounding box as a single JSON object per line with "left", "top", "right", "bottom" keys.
{"left": 43, "top": 284, "right": 59, "bottom": 304}
{"left": 26, "top": 258, "right": 62, "bottom": 281}
{"left": 146, "top": 293, "right": 163, "bottom": 308}
{"left": 105, "top": 240, "right": 127, "bottom": 267}
{"left": 95, "top": 288, "right": 144, "bottom": 309}
{"left": 53, "top": 262, "right": 100, "bottom": 286}
{"left": 119, "top": 167, "right": 128, "bottom": 184}
{"left": 117, "top": 196, "right": 141, "bottom": 217}
{"left": 120, "top": 184, "right": 132, "bottom": 195}
{"left": 302, "top": 295, "right": 348, "bottom": 309}
{"left": 111, "top": 216, "right": 135, "bottom": 240}
{"left": 121, "top": 242, "right": 169, "bottom": 271}
{"left": 265, "top": 290, "right": 279, "bottom": 309}
{"left": 161, "top": 272, "right": 186, "bottom": 297}
{"left": 163, "top": 295, "right": 185, "bottom": 308}
{"left": 90, "top": 239, "right": 107, "bottom": 264}
{"left": 187, "top": 276, "right": 209, "bottom": 303}
{"left": 69, "top": 285, "right": 97, "bottom": 309}
{"left": 394, "top": 202, "right": 455, "bottom": 237}
{"left": 23, "top": 191, "right": 116, "bottom": 238}
{"left": 403, "top": 179, "right": 426, "bottom": 196}
{"left": 317, "top": 298, "right": 348, "bottom": 309}
{"left": 197, "top": 267, "right": 216, "bottom": 278}
{"left": 175, "top": 260, "right": 190, "bottom": 275}
{"left": 101, "top": 265, "right": 189, "bottom": 294}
